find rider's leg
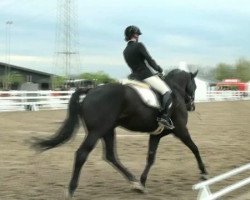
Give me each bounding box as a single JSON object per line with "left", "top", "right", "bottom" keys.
{"left": 159, "top": 92, "right": 174, "bottom": 129}
{"left": 143, "top": 75, "right": 174, "bottom": 129}
{"left": 144, "top": 75, "right": 170, "bottom": 94}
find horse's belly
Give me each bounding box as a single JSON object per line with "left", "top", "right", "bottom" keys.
{"left": 119, "top": 118, "right": 158, "bottom": 133}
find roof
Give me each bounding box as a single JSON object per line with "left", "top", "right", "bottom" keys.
{"left": 0, "top": 62, "right": 54, "bottom": 77}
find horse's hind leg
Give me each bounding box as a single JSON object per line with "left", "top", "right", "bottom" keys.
{"left": 68, "top": 133, "right": 99, "bottom": 198}
{"left": 175, "top": 127, "right": 208, "bottom": 180}
{"left": 140, "top": 134, "right": 161, "bottom": 187}
{"left": 102, "top": 131, "right": 142, "bottom": 190}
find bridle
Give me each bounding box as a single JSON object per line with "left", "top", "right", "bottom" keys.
{"left": 185, "top": 78, "right": 196, "bottom": 110}
{"left": 185, "top": 93, "right": 195, "bottom": 106}
{"left": 160, "top": 72, "right": 196, "bottom": 110}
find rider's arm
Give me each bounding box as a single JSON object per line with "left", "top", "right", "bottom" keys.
{"left": 138, "top": 42, "right": 163, "bottom": 73}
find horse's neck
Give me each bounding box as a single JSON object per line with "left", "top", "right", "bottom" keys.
{"left": 167, "top": 79, "right": 186, "bottom": 98}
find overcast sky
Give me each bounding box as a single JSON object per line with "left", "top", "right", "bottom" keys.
{"left": 0, "top": 0, "right": 250, "bottom": 78}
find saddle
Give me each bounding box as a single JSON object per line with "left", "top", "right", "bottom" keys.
{"left": 120, "top": 79, "right": 166, "bottom": 135}
{"left": 120, "top": 79, "right": 161, "bottom": 109}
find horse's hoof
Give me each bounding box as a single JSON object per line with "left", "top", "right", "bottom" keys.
{"left": 65, "top": 190, "right": 74, "bottom": 199}
{"left": 130, "top": 181, "right": 147, "bottom": 193}
{"left": 200, "top": 173, "right": 209, "bottom": 180}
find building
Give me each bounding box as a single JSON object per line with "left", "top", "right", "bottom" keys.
{"left": 0, "top": 62, "right": 54, "bottom": 90}
{"left": 195, "top": 77, "right": 209, "bottom": 101}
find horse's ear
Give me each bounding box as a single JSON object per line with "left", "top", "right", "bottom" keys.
{"left": 191, "top": 70, "right": 198, "bottom": 78}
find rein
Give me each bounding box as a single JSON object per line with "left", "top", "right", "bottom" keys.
{"left": 162, "top": 75, "right": 194, "bottom": 108}
{"left": 185, "top": 94, "right": 195, "bottom": 106}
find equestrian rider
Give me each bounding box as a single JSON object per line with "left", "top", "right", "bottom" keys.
{"left": 123, "top": 25, "right": 174, "bottom": 129}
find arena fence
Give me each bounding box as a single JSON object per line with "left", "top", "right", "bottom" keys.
{"left": 205, "top": 90, "right": 250, "bottom": 102}
{"left": 0, "top": 90, "right": 249, "bottom": 112}
{"left": 193, "top": 163, "right": 250, "bottom": 200}
{"left": 0, "top": 90, "right": 74, "bottom": 112}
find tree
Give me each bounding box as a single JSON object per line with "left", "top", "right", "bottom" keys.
{"left": 52, "top": 75, "right": 67, "bottom": 89}
{"left": 0, "top": 72, "right": 25, "bottom": 90}
{"left": 214, "top": 63, "right": 235, "bottom": 81}
{"left": 235, "top": 58, "right": 250, "bottom": 82}
{"left": 79, "top": 71, "right": 117, "bottom": 85}
{"left": 213, "top": 58, "right": 250, "bottom": 82}
{"left": 10, "top": 72, "right": 26, "bottom": 89}
{"left": 188, "top": 64, "right": 217, "bottom": 81}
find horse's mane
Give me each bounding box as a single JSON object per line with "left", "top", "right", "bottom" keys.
{"left": 165, "top": 69, "right": 187, "bottom": 80}
{"left": 164, "top": 69, "right": 188, "bottom": 98}
{"left": 166, "top": 69, "right": 183, "bottom": 79}
{"left": 164, "top": 69, "right": 187, "bottom": 85}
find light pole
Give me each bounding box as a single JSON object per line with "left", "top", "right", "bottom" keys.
{"left": 4, "top": 21, "right": 13, "bottom": 90}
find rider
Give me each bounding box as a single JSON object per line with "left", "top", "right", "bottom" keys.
{"left": 123, "top": 25, "right": 174, "bottom": 129}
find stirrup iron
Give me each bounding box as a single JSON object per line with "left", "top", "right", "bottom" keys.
{"left": 157, "top": 117, "right": 175, "bottom": 130}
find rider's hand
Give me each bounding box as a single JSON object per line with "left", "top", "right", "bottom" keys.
{"left": 157, "top": 67, "right": 163, "bottom": 73}
{"left": 158, "top": 72, "right": 165, "bottom": 78}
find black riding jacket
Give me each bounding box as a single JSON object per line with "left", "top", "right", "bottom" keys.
{"left": 123, "top": 41, "right": 163, "bottom": 80}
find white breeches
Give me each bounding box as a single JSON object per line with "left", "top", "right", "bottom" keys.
{"left": 144, "top": 75, "right": 171, "bottom": 95}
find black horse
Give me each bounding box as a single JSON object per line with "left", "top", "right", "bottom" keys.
{"left": 32, "top": 69, "right": 208, "bottom": 198}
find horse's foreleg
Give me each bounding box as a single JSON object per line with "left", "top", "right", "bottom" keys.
{"left": 68, "top": 134, "right": 99, "bottom": 198}
{"left": 140, "top": 134, "right": 161, "bottom": 187}
{"left": 176, "top": 128, "right": 208, "bottom": 180}
{"left": 102, "top": 131, "right": 138, "bottom": 183}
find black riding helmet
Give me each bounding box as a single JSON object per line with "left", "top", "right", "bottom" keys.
{"left": 124, "top": 25, "right": 142, "bottom": 41}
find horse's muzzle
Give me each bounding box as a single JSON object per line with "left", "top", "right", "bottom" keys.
{"left": 186, "top": 100, "right": 195, "bottom": 111}
{"left": 190, "top": 102, "right": 195, "bottom": 111}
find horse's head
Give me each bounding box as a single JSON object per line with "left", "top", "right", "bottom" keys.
{"left": 185, "top": 70, "right": 198, "bottom": 111}
{"left": 164, "top": 69, "right": 198, "bottom": 111}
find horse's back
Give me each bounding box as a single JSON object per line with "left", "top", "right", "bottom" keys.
{"left": 83, "top": 83, "right": 146, "bottom": 113}
{"left": 83, "top": 83, "right": 126, "bottom": 111}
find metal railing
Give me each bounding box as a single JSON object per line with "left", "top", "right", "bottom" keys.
{"left": 193, "top": 163, "right": 250, "bottom": 200}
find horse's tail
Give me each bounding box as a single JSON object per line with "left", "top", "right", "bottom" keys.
{"left": 32, "top": 88, "right": 91, "bottom": 151}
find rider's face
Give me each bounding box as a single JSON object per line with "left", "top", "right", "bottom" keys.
{"left": 134, "top": 34, "right": 139, "bottom": 41}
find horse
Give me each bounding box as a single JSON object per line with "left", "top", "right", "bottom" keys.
{"left": 32, "top": 69, "right": 208, "bottom": 198}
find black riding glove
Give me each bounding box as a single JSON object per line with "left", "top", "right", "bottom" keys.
{"left": 157, "top": 66, "right": 163, "bottom": 73}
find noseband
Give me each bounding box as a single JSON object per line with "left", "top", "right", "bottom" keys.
{"left": 185, "top": 93, "right": 194, "bottom": 105}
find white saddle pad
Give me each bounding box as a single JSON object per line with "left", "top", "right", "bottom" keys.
{"left": 120, "top": 79, "right": 161, "bottom": 108}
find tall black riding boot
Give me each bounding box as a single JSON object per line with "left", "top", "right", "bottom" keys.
{"left": 157, "top": 92, "right": 175, "bottom": 129}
